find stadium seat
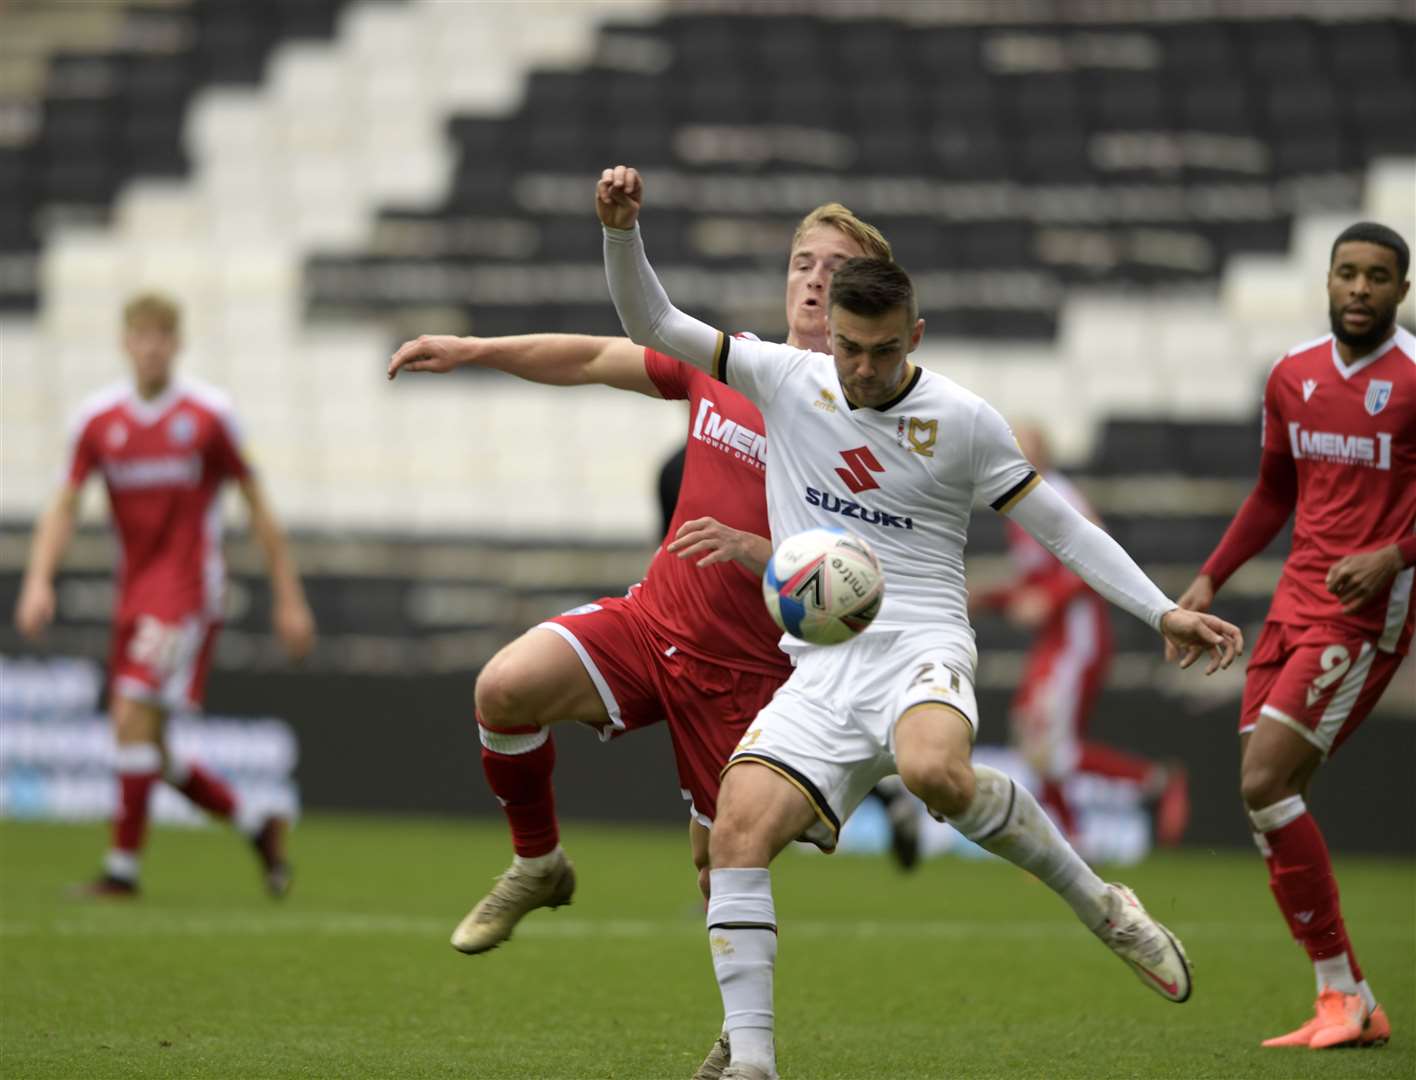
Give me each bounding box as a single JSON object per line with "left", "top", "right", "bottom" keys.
{"left": 6, "top": 0, "right": 1415, "bottom": 540}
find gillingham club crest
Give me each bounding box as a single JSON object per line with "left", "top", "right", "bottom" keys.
{"left": 1364, "top": 379, "right": 1392, "bottom": 416}
{"left": 168, "top": 411, "right": 197, "bottom": 446}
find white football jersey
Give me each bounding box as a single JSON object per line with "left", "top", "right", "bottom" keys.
{"left": 720, "top": 336, "right": 1038, "bottom": 653}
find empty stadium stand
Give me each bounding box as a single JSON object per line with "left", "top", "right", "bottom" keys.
{"left": 1, "top": 0, "right": 1412, "bottom": 542}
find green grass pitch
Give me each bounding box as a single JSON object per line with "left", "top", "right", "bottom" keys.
{"left": 1, "top": 815, "right": 1411, "bottom": 1079}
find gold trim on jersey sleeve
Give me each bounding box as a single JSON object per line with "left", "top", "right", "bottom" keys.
{"left": 713, "top": 331, "right": 731, "bottom": 384}
{"left": 992, "top": 471, "right": 1041, "bottom": 514}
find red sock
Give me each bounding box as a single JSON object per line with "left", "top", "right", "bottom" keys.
{"left": 109, "top": 743, "right": 163, "bottom": 878}
{"left": 1261, "top": 810, "right": 1363, "bottom": 978}
{"left": 1077, "top": 742, "right": 1156, "bottom": 785}
{"left": 1039, "top": 779, "right": 1078, "bottom": 838}
{"left": 114, "top": 771, "right": 159, "bottom": 854}
{"left": 170, "top": 762, "right": 237, "bottom": 820}
{"left": 479, "top": 719, "right": 559, "bottom": 857}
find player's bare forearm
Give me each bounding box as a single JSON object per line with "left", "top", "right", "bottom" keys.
{"left": 734, "top": 533, "right": 772, "bottom": 577}
{"left": 483, "top": 335, "right": 658, "bottom": 394}
{"left": 240, "top": 479, "right": 306, "bottom": 607}
{"left": 389, "top": 334, "right": 659, "bottom": 396}
{"left": 22, "top": 487, "right": 79, "bottom": 588}
{"left": 240, "top": 479, "right": 316, "bottom": 659}
{"left": 15, "top": 487, "right": 79, "bottom": 637}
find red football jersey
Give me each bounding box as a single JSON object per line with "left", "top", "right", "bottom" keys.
{"left": 1261, "top": 327, "right": 1416, "bottom": 653}
{"left": 636, "top": 346, "right": 791, "bottom": 677}
{"left": 66, "top": 377, "right": 251, "bottom": 623}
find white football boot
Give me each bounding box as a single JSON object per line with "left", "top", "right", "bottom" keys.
{"left": 1093, "top": 883, "right": 1193, "bottom": 1002}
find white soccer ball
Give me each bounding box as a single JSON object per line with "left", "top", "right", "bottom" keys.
{"left": 762, "top": 527, "right": 885, "bottom": 645}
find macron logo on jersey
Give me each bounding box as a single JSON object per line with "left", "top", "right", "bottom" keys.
{"left": 692, "top": 399, "right": 767, "bottom": 469}
{"left": 1287, "top": 423, "right": 1393, "bottom": 470}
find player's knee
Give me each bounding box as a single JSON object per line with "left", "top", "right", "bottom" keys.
{"left": 1239, "top": 758, "right": 1292, "bottom": 811}
{"left": 112, "top": 698, "right": 161, "bottom": 746}
{"left": 474, "top": 651, "right": 545, "bottom": 731}
{"left": 708, "top": 808, "right": 769, "bottom": 868}
{"left": 899, "top": 756, "right": 974, "bottom": 819}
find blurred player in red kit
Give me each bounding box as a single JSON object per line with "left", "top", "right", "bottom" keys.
{"left": 15, "top": 294, "right": 316, "bottom": 897}
{"left": 387, "top": 206, "right": 894, "bottom": 977}
{"left": 971, "top": 422, "right": 1189, "bottom": 850}
{"left": 1174, "top": 222, "right": 1413, "bottom": 1049}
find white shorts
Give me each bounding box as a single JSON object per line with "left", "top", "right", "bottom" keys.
{"left": 724, "top": 629, "right": 979, "bottom": 851}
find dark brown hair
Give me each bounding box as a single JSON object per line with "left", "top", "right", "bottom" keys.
{"left": 828, "top": 257, "right": 916, "bottom": 321}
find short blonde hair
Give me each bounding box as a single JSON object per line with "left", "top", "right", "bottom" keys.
{"left": 792, "top": 203, "right": 892, "bottom": 261}
{"left": 123, "top": 292, "right": 181, "bottom": 333}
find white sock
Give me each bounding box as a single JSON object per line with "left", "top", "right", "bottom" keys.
{"left": 1356, "top": 979, "right": 1377, "bottom": 1012}
{"left": 513, "top": 845, "right": 562, "bottom": 874}
{"left": 948, "top": 765, "right": 1110, "bottom": 929}
{"left": 104, "top": 849, "right": 139, "bottom": 883}
{"left": 707, "top": 868, "right": 777, "bottom": 1073}
{"left": 1314, "top": 953, "right": 1376, "bottom": 1010}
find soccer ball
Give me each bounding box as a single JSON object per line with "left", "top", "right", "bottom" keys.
{"left": 762, "top": 527, "right": 885, "bottom": 645}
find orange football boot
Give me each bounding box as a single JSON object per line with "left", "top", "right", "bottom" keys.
{"left": 1262, "top": 989, "right": 1392, "bottom": 1049}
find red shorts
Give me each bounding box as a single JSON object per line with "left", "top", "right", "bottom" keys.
{"left": 110, "top": 611, "right": 221, "bottom": 713}
{"left": 1239, "top": 620, "right": 1406, "bottom": 758}
{"left": 539, "top": 592, "right": 788, "bottom": 824}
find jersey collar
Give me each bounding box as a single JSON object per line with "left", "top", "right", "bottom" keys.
{"left": 844, "top": 364, "right": 923, "bottom": 413}
{"left": 1330, "top": 333, "right": 1395, "bottom": 381}
{"left": 124, "top": 377, "right": 183, "bottom": 426}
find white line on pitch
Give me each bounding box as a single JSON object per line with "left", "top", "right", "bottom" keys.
{"left": 1, "top": 913, "right": 1411, "bottom": 943}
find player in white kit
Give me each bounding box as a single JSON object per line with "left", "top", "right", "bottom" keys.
{"left": 597, "top": 167, "right": 1245, "bottom": 1080}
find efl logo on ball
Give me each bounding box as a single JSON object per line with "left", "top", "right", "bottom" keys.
{"left": 762, "top": 527, "right": 885, "bottom": 645}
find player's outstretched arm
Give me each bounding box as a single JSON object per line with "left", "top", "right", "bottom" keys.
{"left": 387, "top": 334, "right": 660, "bottom": 397}
{"left": 237, "top": 477, "right": 316, "bottom": 661}
{"left": 1164, "top": 448, "right": 1295, "bottom": 661}
{"left": 1187, "top": 449, "right": 1298, "bottom": 604}
{"left": 1008, "top": 480, "right": 1243, "bottom": 674}
{"left": 667, "top": 517, "right": 772, "bottom": 576}
{"left": 598, "top": 165, "right": 725, "bottom": 373}
{"left": 14, "top": 485, "right": 81, "bottom": 639}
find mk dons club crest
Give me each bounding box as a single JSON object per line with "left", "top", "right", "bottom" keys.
{"left": 897, "top": 417, "right": 938, "bottom": 457}
{"left": 1365, "top": 379, "right": 1392, "bottom": 416}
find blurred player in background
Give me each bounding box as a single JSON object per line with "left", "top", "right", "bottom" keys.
{"left": 601, "top": 164, "right": 1244, "bottom": 1080}
{"left": 1173, "top": 222, "right": 1413, "bottom": 1050}
{"left": 14, "top": 293, "right": 316, "bottom": 897}
{"left": 387, "top": 204, "right": 897, "bottom": 986}
{"left": 971, "top": 421, "right": 1189, "bottom": 851}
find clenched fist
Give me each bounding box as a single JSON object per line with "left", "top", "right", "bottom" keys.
{"left": 596, "top": 166, "right": 643, "bottom": 230}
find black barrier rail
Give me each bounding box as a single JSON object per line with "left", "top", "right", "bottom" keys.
{"left": 0, "top": 527, "right": 1410, "bottom": 852}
